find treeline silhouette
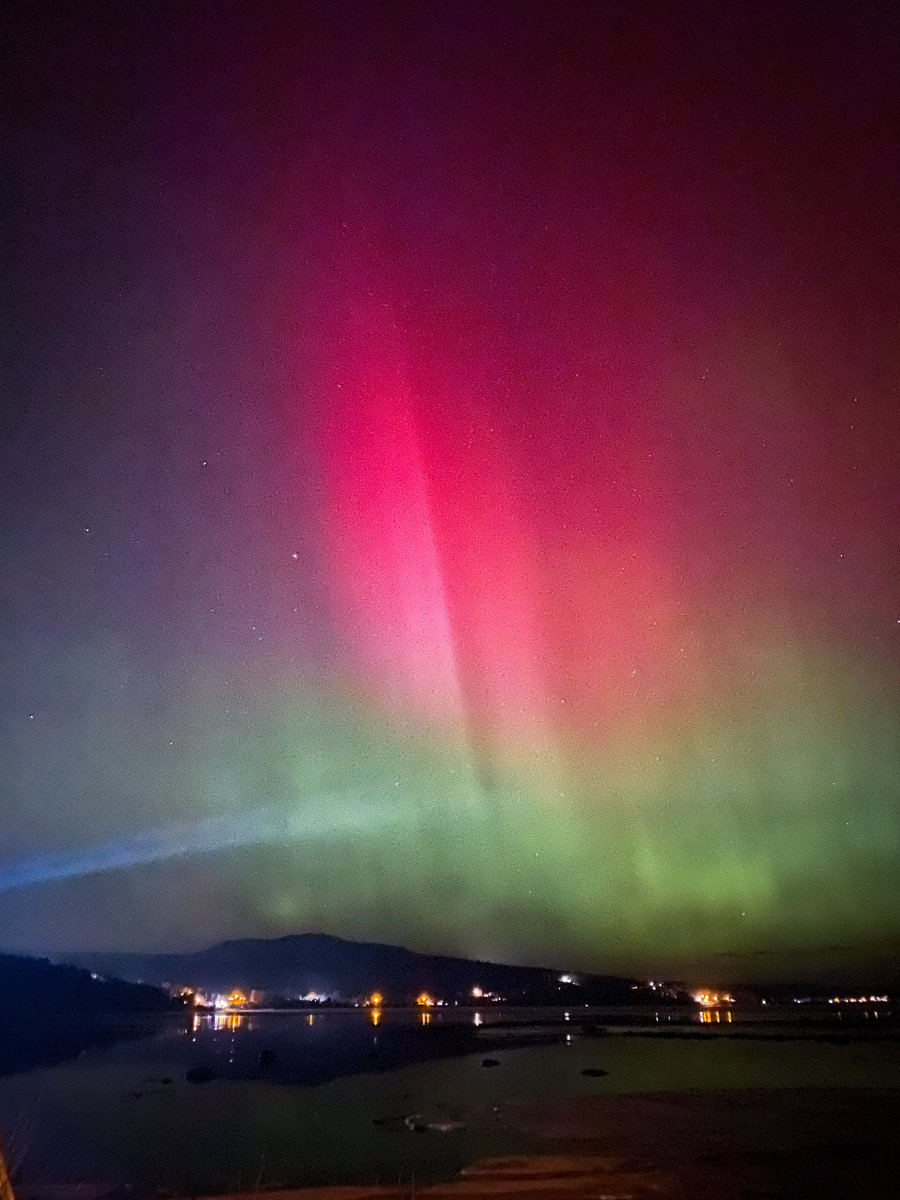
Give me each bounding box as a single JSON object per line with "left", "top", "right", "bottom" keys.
{"left": 0, "top": 952, "right": 180, "bottom": 1018}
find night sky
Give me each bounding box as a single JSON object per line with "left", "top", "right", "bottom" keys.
{"left": 2, "top": 1, "right": 897, "bottom": 983}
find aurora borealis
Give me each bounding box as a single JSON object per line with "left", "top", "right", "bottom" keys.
{"left": 1, "top": 1, "right": 898, "bottom": 982}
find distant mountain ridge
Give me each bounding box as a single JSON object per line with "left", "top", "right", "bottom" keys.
{"left": 64, "top": 932, "right": 651, "bottom": 1004}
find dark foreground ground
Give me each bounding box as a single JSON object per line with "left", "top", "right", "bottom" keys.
{"left": 167, "top": 1087, "right": 899, "bottom": 1200}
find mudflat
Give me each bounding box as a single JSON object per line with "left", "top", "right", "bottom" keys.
{"left": 192, "top": 1088, "right": 900, "bottom": 1200}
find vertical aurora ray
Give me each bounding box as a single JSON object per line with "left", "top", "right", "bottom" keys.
{"left": 321, "top": 297, "right": 487, "bottom": 801}
{"left": 318, "top": 268, "right": 574, "bottom": 810}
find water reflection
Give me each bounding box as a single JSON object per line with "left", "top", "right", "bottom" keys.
{"left": 191, "top": 1011, "right": 247, "bottom": 1032}
{"left": 699, "top": 1009, "right": 733, "bottom": 1024}
{"left": 369, "top": 1008, "right": 382, "bottom": 1026}
{"left": 0, "top": 1014, "right": 161, "bottom": 1077}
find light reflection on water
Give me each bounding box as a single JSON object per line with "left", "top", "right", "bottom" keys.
{"left": 0, "top": 1007, "right": 896, "bottom": 1195}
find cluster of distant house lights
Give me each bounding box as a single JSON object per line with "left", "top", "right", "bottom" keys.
{"left": 177, "top": 982, "right": 889, "bottom": 1012}
{"left": 828, "top": 995, "right": 888, "bottom": 1005}
{"left": 180, "top": 977, "right": 732, "bottom": 1011}
{"left": 186, "top": 985, "right": 510, "bottom": 1010}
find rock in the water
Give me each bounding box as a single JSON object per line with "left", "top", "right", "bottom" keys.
{"left": 185, "top": 1066, "right": 218, "bottom": 1084}
{"left": 581, "top": 1021, "right": 608, "bottom": 1037}
{"left": 580, "top": 1067, "right": 609, "bottom": 1077}
{"left": 481, "top": 1058, "right": 500, "bottom": 1068}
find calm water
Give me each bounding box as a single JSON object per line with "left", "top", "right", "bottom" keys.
{"left": 1, "top": 1007, "right": 897, "bottom": 1194}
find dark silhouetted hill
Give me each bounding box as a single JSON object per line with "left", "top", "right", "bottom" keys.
{"left": 65, "top": 932, "right": 668, "bottom": 1005}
